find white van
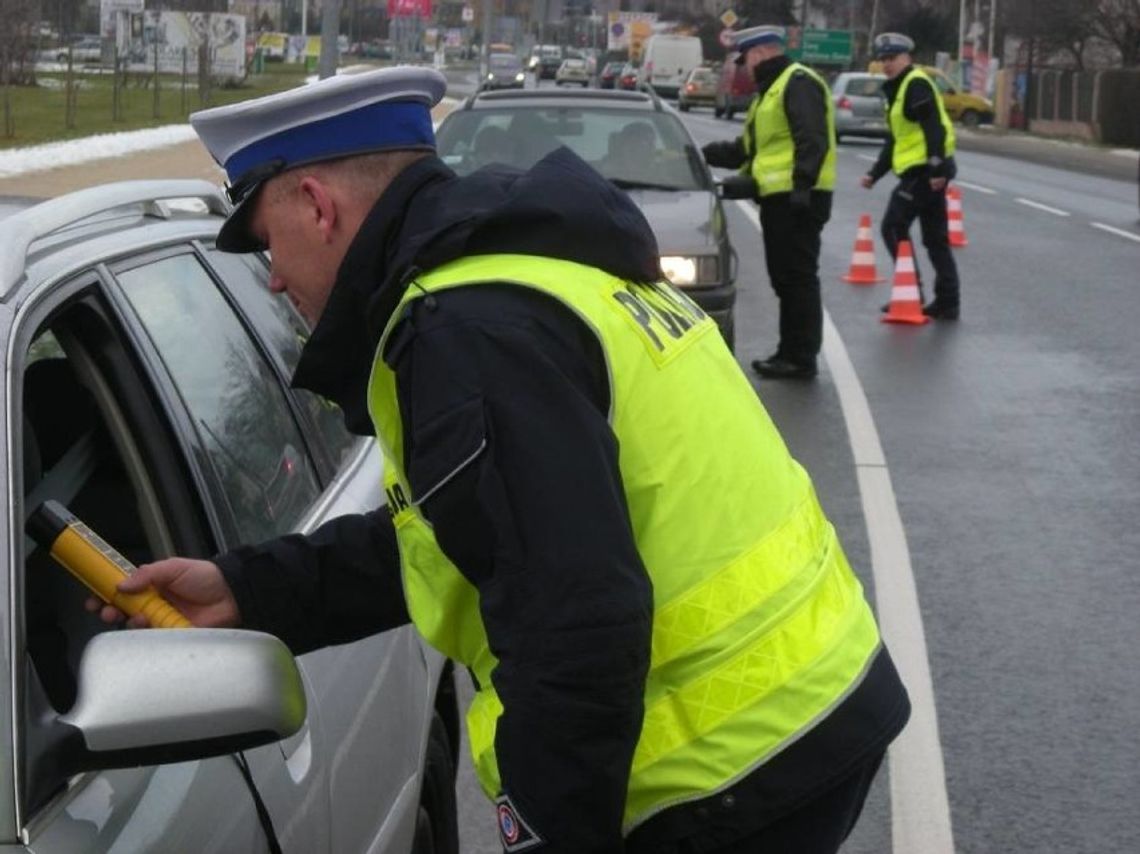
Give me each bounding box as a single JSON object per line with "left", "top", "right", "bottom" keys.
{"left": 641, "top": 34, "right": 704, "bottom": 98}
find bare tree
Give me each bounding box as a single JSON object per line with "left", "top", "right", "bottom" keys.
{"left": 1, "top": 0, "right": 40, "bottom": 86}
{"left": 1089, "top": 0, "right": 1140, "bottom": 65}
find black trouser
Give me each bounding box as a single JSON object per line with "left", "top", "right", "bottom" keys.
{"left": 881, "top": 165, "right": 960, "bottom": 307}
{"left": 757, "top": 191, "right": 832, "bottom": 366}
{"left": 662, "top": 751, "right": 886, "bottom": 854}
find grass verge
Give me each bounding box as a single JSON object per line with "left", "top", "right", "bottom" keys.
{"left": 1, "top": 62, "right": 309, "bottom": 149}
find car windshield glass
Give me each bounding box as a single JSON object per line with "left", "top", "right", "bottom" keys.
{"left": 690, "top": 69, "right": 716, "bottom": 83}
{"left": 490, "top": 55, "right": 519, "bottom": 69}
{"left": 846, "top": 78, "right": 884, "bottom": 97}
{"left": 437, "top": 107, "right": 704, "bottom": 190}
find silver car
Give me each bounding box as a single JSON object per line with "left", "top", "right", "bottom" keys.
{"left": 1, "top": 182, "right": 458, "bottom": 853}
{"left": 832, "top": 71, "right": 887, "bottom": 142}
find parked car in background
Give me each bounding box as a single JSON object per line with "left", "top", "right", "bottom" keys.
{"left": 483, "top": 52, "right": 526, "bottom": 90}
{"left": 641, "top": 34, "right": 703, "bottom": 98}
{"left": 618, "top": 62, "right": 640, "bottom": 90}
{"left": 715, "top": 54, "right": 756, "bottom": 119}
{"left": 678, "top": 66, "right": 719, "bottom": 112}
{"left": 534, "top": 44, "right": 564, "bottom": 79}
{"left": 556, "top": 57, "right": 591, "bottom": 87}
{"left": 0, "top": 181, "right": 460, "bottom": 854}
{"left": 832, "top": 71, "right": 887, "bottom": 142}
{"left": 599, "top": 61, "right": 625, "bottom": 89}
{"left": 922, "top": 65, "right": 995, "bottom": 126}
{"left": 55, "top": 34, "right": 102, "bottom": 65}
{"left": 435, "top": 89, "right": 739, "bottom": 348}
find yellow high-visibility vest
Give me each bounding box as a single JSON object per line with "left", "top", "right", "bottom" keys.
{"left": 743, "top": 62, "right": 837, "bottom": 196}
{"left": 367, "top": 254, "right": 882, "bottom": 833}
{"left": 889, "top": 67, "right": 957, "bottom": 174}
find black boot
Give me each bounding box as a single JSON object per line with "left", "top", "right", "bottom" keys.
{"left": 751, "top": 356, "right": 818, "bottom": 380}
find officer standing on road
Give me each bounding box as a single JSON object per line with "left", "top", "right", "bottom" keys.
{"left": 101, "top": 66, "right": 909, "bottom": 853}
{"left": 701, "top": 25, "right": 837, "bottom": 380}
{"left": 861, "top": 32, "right": 962, "bottom": 320}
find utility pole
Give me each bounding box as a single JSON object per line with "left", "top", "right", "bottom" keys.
{"left": 318, "top": 0, "right": 341, "bottom": 79}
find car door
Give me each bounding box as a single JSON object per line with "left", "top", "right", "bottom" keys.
{"left": 13, "top": 260, "right": 299, "bottom": 852}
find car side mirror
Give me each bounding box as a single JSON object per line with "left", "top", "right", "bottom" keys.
{"left": 57, "top": 629, "right": 306, "bottom": 772}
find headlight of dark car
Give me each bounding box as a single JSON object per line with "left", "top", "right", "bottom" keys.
{"left": 661, "top": 255, "right": 720, "bottom": 288}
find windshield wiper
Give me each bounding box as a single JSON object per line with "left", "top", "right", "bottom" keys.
{"left": 609, "top": 178, "right": 683, "bottom": 191}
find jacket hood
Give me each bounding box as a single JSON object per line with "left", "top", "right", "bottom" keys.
{"left": 292, "top": 148, "right": 661, "bottom": 433}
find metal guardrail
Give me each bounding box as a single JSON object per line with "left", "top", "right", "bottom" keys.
{"left": 1, "top": 179, "right": 229, "bottom": 298}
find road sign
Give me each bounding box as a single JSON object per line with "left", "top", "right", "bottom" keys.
{"left": 787, "top": 28, "right": 853, "bottom": 65}
{"left": 720, "top": 10, "right": 738, "bottom": 28}
{"left": 719, "top": 28, "right": 735, "bottom": 49}
{"left": 461, "top": 5, "right": 474, "bottom": 22}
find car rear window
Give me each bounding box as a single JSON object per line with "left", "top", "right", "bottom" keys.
{"left": 437, "top": 107, "right": 705, "bottom": 190}
{"left": 844, "top": 77, "right": 884, "bottom": 97}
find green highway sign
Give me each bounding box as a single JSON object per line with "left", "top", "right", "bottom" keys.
{"left": 787, "top": 28, "right": 853, "bottom": 65}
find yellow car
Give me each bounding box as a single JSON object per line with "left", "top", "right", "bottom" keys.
{"left": 868, "top": 62, "right": 995, "bottom": 127}
{"left": 922, "top": 66, "right": 994, "bottom": 127}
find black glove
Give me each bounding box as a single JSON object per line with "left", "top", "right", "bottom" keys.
{"left": 719, "top": 174, "right": 757, "bottom": 200}
{"left": 789, "top": 188, "right": 812, "bottom": 211}
{"left": 701, "top": 139, "right": 747, "bottom": 170}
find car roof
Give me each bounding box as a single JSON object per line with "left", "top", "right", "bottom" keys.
{"left": 461, "top": 88, "right": 664, "bottom": 112}
{"left": 1, "top": 180, "right": 229, "bottom": 300}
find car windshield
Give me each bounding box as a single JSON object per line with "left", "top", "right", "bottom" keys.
{"left": 689, "top": 69, "right": 716, "bottom": 83}
{"left": 490, "top": 54, "right": 519, "bottom": 69}
{"left": 437, "top": 107, "right": 705, "bottom": 191}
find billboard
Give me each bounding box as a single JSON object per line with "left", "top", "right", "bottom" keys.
{"left": 389, "top": 0, "right": 433, "bottom": 17}
{"left": 607, "top": 12, "right": 656, "bottom": 61}
{"left": 125, "top": 11, "right": 247, "bottom": 78}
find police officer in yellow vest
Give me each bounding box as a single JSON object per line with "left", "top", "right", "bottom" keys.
{"left": 861, "top": 32, "right": 962, "bottom": 320}
{"left": 701, "top": 25, "right": 836, "bottom": 380}
{"left": 102, "top": 67, "right": 909, "bottom": 853}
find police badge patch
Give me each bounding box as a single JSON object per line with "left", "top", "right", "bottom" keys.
{"left": 495, "top": 794, "right": 543, "bottom": 852}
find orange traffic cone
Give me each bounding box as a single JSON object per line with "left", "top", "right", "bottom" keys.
{"left": 947, "top": 186, "right": 968, "bottom": 247}
{"left": 881, "top": 241, "right": 930, "bottom": 325}
{"left": 841, "top": 214, "right": 885, "bottom": 284}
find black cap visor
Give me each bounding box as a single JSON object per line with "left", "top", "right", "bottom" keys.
{"left": 217, "top": 189, "right": 265, "bottom": 253}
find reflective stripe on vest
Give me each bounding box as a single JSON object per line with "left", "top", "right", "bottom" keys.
{"left": 888, "top": 68, "right": 957, "bottom": 175}
{"left": 365, "top": 254, "right": 882, "bottom": 833}
{"left": 742, "top": 62, "right": 837, "bottom": 196}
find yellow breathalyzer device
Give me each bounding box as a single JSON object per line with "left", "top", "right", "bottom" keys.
{"left": 27, "top": 500, "right": 192, "bottom": 629}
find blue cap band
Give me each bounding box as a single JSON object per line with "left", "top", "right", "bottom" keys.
{"left": 223, "top": 100, "right": 434, "bottom": 184}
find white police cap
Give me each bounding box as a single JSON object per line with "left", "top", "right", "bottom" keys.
{"left": 733, "top": 25, "right": 786, "bottom": 56}
{"left": 872, "top": 33, "right": 915, "bottom": 58}
{"left": 191, "top": 65, "right": 447, "bottom": 252}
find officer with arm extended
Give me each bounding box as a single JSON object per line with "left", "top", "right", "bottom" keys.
{"left": 861, "top": 32, "right": 961, "bottom": 320}
{"left": 100, "top": 66, "right": 909, "bottom": 853}
{"left": 701, "top": 25, "right": 836, "bottom": 380}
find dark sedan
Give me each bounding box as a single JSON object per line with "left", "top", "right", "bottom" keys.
{"left": 434, "top": 89, "right": 738, "bottom": 348}
{"left": 599, "top": 61, "right": 624, "bottom": 90}
{"left": 482, "top": 52, "right": 526, "bottom": 90}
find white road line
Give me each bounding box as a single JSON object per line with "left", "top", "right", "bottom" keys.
{"left": 954, "top": 180, "right": 997, "bottom": 195}
{"left": 1091, "top": 222, "right": 1140, "bottom": 244}
{"left": 1015, "top": 197, "right": 1071, "bottom": 217}
{"left": 734, "top": 200, "right": 956, "bottom": 854}
{"left": 856, "top": 153, "right": 879, "bottom": 162}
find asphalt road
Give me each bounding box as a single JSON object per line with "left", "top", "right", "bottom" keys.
{"left": 681, "top": 108, "right": 1140, "bottom": 853}
{"left": 450, "top": 74, "right": 1140, "bottom": 852}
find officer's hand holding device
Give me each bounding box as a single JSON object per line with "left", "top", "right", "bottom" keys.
{"left": 28, "top": 500, "right": 192, "bottom": 628}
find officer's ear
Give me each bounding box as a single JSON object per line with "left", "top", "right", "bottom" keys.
{"left": 296, "top": 175, "right": 339, "bottom": 245}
